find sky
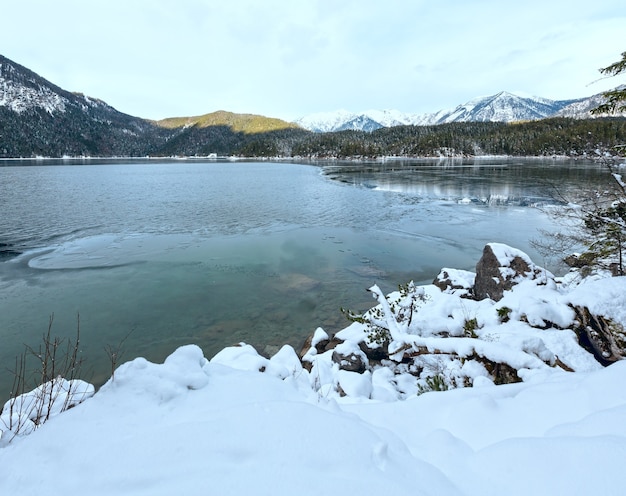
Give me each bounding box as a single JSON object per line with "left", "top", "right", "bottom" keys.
{"left": 1, "top": 0, "right": 625, "bottom": 121}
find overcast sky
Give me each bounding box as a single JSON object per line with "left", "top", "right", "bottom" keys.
{"left": 1, "top": 0, "right": 624, "bottom": 121}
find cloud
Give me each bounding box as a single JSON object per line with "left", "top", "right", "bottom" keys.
{"left": 1, "top": 0, "right": 625, "bottom": 120}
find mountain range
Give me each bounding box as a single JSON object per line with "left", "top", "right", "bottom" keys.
{"left": 0, "top": 53, "right": 624, "bottom": 158}
{"left": 0, "top": 54, "right": 306, "bottom": 158}
{"left": 293, "top": 91, "right": 614, "bottom": 133}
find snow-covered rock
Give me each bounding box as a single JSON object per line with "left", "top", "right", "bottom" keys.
{"left": 474, "top": 242, "right": 553, "bottom": 301}
{"left": 433, "top": 267, "right": 475, "bottom": 297}
{"left": 296, "top": 244, "right": 623, "bottom": 398}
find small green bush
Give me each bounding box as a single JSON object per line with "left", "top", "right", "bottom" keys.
{"left": 417, "top": 374, "right": 449, "bottom": 395}
{"left": 463, "top": 317, "right": 479, "bottom": 338}
{"left": 496, "top": 306, "right": 512, "bottom": 323}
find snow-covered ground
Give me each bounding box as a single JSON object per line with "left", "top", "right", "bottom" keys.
{"left": 1, "top": 245, "right": 626, "bottom": 495}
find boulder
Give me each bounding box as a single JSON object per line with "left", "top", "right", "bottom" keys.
{"left": 564, "top": 253, "right": 588, "bottom": 268}
{"left": 280, "top": 273, "right": 320, "bottom": 292}
{"left": 475, "top": 357, "right": 522, "bottom": 385}
{"left": 571, "top": 305, "right": 626, "bottom": 366}
{"left": 358, "top": 340, "right": 388, "bottom": 362}
{"left": 331, "top": 348, "right": 367, "bottom": 373}
{"left": 433, "top": 268, "right": 475, "bottom": 297}
{"left": 298, "top": 327, "right": 330, "bottom": 359}
{"left": 474, "top": 243, "right": 550, "bottom": 301}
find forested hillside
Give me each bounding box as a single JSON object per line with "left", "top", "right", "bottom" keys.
{"left": 242, "top": 117, "right": 626, "bottom": 158}
{"left": 2, "top": 110, "right": 624, "bottom": 159}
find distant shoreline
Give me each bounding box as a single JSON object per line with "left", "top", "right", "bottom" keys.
{"left": 1, "top": 153, "right": 622, "bottom": 163}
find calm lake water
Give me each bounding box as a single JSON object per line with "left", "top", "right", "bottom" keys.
{"left": 0, "top": 157, "right": 609, "bottom": 397}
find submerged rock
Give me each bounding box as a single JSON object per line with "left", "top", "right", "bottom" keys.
{"left": 279, "top": 273, "right": 320, "bottom": 292}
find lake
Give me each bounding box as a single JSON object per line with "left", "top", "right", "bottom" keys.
{"left": 0, "top": 157, "right": 609, "bottom": 398}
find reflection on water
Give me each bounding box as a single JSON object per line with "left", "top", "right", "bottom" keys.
{"left": 1, "top": 228, "right": 426, "bottom": 390}
{"left": 323, "top": 157, "right": 611, "bottom": 206}
{"left": 0, "top": 158, "right": 609, "bottom": 398}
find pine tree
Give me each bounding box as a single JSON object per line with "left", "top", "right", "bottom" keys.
{"left": 560, "top": 52, "right": 626, "bottom": 276}
{"left": 592, "top": 51, "right": 626, "bottom": 115}
{"left": 581, "top": 165, "right": 626, "bottom": 275}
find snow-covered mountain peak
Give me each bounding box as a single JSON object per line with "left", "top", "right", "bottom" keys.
{"left": 294, "top": 90, "right": 604, "bottom": 132}
{"left": 0, "top": 59, "right": 68, "bottom": 114}
{"left": 293, "top": 109, "right": 357, "bottom": 133}
{"left": 0, "top": 55, "right": 129, "bottom": 119}
{"left": 361, "top": 109, "right": 416, "bottom": 127}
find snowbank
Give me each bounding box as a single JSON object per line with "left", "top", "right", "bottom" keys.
{"left": 0, "top": 344, "right": 625, "bottom": 495}
{"left": 0, "top": 378, "right": 94, "bottom": 446}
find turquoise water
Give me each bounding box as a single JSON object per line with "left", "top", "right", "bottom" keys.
{"left": 0, "top": 158, "right": 607, "bottom": 397}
